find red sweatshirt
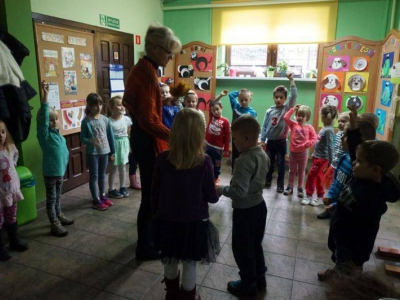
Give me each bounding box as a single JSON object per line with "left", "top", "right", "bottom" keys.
{"left": 205, "top": 115, "right": 230, "bottom": 151}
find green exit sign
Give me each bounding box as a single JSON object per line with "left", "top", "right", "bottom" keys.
{"left": 100, "top": 14, "right": 120, "bottom": 29}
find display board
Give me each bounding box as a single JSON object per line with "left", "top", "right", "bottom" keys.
{"left": 373, "top": 30, "right": 400, "bottom": 141}
{"left": 314, "top": 36, "right": 380, "bottom": 129}
{"left": 34, "top": 23, "right": 97, "bottom": 135}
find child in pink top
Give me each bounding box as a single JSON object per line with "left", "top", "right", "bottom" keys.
{"left": 283, "top": 105, "right": 317, "bottom": 197}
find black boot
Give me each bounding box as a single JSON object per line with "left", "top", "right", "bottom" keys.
{"left": 4, "top": 222, "right": 28, "bottom": 252}
{"left": 0, "top": 228, "right": 11, "bottom": 261}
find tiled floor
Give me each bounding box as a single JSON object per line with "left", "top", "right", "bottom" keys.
{"left": 1, "top": 159, "right": 400, "bottom": 300}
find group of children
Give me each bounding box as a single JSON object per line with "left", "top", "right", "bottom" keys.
{"left": 0, "top": 73, "right": 399, "bottom": 300}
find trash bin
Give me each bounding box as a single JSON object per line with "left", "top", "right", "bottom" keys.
{"left": 15, "top": 166, "right": 37, "bottom": 225}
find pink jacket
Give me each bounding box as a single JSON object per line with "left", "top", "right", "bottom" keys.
{"left": 284, "top": 108, "right": 317, "bottom": 153}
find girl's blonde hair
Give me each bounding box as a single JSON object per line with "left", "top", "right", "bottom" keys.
{"left": 107, "top": 95, "right": 122, "bottom": 116}
{"left": 320, "top": 105, "right": 338, "bottom": 125}
{"left": 338, "top": 111, "right": 350, "bottom": 121}
{"left": 0, "top": 120, "right": 14, "bottom": 152}
{"left": 168, "top": 108, "right": 205, "bottom": 170}
{"left": 296, "top": 105, "right": 312, "bottom": 122}
{"left": 85, "top": 93, "right": 103, "bottom": 115}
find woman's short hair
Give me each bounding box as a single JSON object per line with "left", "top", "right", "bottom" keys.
{"left": 145, "top": 24, "right": 182, "bottom": 54}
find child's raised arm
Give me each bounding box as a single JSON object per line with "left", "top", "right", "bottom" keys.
{"left": 41, "top": 80, "right": 49, "bottom": 103}
{"left": 283, "top": 105, "right": 299, "bottom": 128}
{"left": 285, "top": 72, "right": 297, "bottom": 108}
{"left": 214, "top": 89, "right": 228, "bottom": 102}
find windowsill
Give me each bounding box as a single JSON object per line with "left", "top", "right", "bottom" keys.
{"left": 216, "top": 76, "right": 317, "bottom": 82}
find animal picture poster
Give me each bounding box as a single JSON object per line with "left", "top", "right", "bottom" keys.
{"left": 327, "top": 56, "right": 350, "bottom": 72}
{"left": 196, "top": 92, "right": 212, "bottom": 111}
{"left": 61, "top": 47, "right": 76, "bottom": 68}
{"left": 63, "top": 70, "right": 78, "bottom": 95}
{"left": 321, "top": 72, "right": 344, "bottom": 93}
{"left": 344, "top": 72, "right": 370, "bottom": 93}
{"left": 380, "top": 80, "right": 393, "bottom": 107}
{"left": 190, "top": 53, "right": 213, "bottom": 72}
{"left": 381, "top": 52, "right": 394, "bottom": 78}
{"left": 177, "top": 65, "right": 194, "bottom": 78}
{"left": 376, "top": 108, "right": 387, "bottom": 135}
{"left": 60, "top": 99, "right": 86, "bottom": 130}
{"left": 390, "top": 62, "right": 400, "bottom": 84}
{"left": 342, "top": 94, "right": 366, "bottom": 115}
{"left": 320, "top": 93, "right": 342, "bottom": 111}
{"left": 194, "top": 77, "right": 212, "bottom": 91}
{"left": 351, "top": 56, "right": 369, "bottom": 72}
{"left": 80, "top": 53, "right": 93, "bottom": 79}
{"left": 43, "top": 50, "right": 59, "bottom": 77}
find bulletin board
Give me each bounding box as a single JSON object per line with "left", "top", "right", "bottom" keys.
{"left": 314, "top": 36, "right": 381, "bottom": 130}
{"left": 373, "top": 29, "right": 400, "bottom": 141}
{"left": 34, "top": 23, "right": 97, "bottom": 135}
{"left": 173, "top": 41, "right": 217, "bottom": 122}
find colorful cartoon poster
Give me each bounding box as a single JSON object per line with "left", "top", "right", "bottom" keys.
{"left": 381, "top": 52, "right": 394, "bottom": 78}
{"left": 177, "top": 65, "right": 194, "bottom": 78}
{"left": 380, "top": 81, "right": 393, "bottom": 107}
{"left": 197, "top": 92, "right": 212, "bottom": 110}
{"left": 344, "top": 72, "right": 370, "bottom": 93}
{"left": 47, "top": 83, "right": 60, "bottom": 110}
{"left": 68, "top": 36, "right": 86, "bottom": 46}
{"left": 342, "top": 95, "right": 366, "bottom": 114}
{"left": 60, "top": 99, "right": 86, "bottom": 130}
{"left": 320, "top": 93, "right": 342, "bottom": 111}
{"left": 321, "top": 72, "right": 344, "bottom": 93}
{"left": 110, "top": 64, "right": 124, "bottom": 98}
{"left": 80, "top": 53, "right": 93, "bottom": 79}
{"left": 61, "top": 47, "right": 75, "bottom": 68}
{"left": 42, "top": 32, "right": 64, "bottom": 43}
{"left": 43, "top": 50, "right": 59, "bottom": 77}
{"left": 190, "top": 53, "right": 213, "bottom": 72}
{"left": 161, "top": 76, "right": 173, "bottom": 85}
{"left": 376, "top": 108, "right": 387, "bottom": 135}
{"left": 194, "top": 77, "right": 212, "bottom": 91}
{"left": 63, "top": 70, "right": 78, "bottom": 95}
{"left": 352, "top": 56, "right": 369, "bottom": 72}
{"left": 390, "top": 62, "right": 400, "bottom": 84}
{"left": 327, "top": 56, "right": 350, "bottom": 72}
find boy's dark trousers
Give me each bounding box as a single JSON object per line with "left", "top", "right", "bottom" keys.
{"left": 206, "top": 145, "right": 223, "bottom": 179}
{"left": 232, "top": 201, "right": 267, "bottom": 284}
{"left": 265, "top": 139, "right": 287, "bottom": 186}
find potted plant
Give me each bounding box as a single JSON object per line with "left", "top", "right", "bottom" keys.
{"left": 217, "top": 63, "right": 230, "bottom": 76}
{"left": 277, "top": 61, "right": 289, "bottom": 77}
{"left": 265, "top": 65, "right": 276, "bottom": 78}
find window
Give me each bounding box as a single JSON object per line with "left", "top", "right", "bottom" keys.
{"left": 224, "top": 44, "right": 318, "bottom": 78}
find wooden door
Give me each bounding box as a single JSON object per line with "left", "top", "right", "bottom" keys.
{"left": 63, "top": 31, "right": 134, "bottom": 192}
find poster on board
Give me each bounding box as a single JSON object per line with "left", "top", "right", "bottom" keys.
{"left": 110, "top": 64, "right": 124, "bottom": 98}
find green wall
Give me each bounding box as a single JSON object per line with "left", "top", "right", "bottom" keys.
{"left": 2, "top": 0, "right": 163, "bottom": 203}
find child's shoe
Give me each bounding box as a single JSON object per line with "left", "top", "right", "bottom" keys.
{"left": 227, "top": 280, "right": 257, "bottom": 299}
{"left": 57, "top": 213, "right": 74, "bottom": 225}
{"left": 317, "top": 209, "right": 331, "bottom": 220}
{"left": 310, "top": 197, "right": 323, "bottom": 207}
{"left": 283, "top": 186, "right": 293, "bottom": 195}
{"left": 51, "top": 220, "right": 68, "bottom": 237}
{"left": 108, "top": 189, "right": 123, "bottom": 199}
{"left": 297, "top": 188, "right": 304, "bottom": 198}
{"left": 4, "top": 222, "right": 28, "bottom": 252}
{"left": 301, "top": 195, "right": 312, "bottom": 205}
{"left": 277, "top": 185, "right": 284, "bottom": 193}
{"left": 256, "top": 276, "right": 267, "bottom": 291}
{"left": 100, "top": 195, "right": 114, "bottom": 207}
{"left": 119, "top": 187, "right": 129, "bottom": 197}
{"left": 265, "top": 180, "right": 272, "bottom": 188}
{"left": 92, "top": 200, "right": 108, "bottom": 211}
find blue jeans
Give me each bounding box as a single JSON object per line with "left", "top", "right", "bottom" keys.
{"left": 86, "top": 154, "right": 108, "bottom": 202}
{"left": 265, "top": 139, "right": 287, "bottom": 186}
{"left": 44, "top": 176, "right": 63, "bottom": 222}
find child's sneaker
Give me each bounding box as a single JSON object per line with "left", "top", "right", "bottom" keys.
{"left": 50, "top": 220, "right": 68, "bottom": 237}
{"left": 119, "top": 187, "right": 129, "bottom": 197}
{"left": 297, "top": 188, "right": 304, "bottom": 198}
{"left": 57, "top": 213, "right": 74, "bottom": 225}
{"left": 100, "top": 195, "right": 114, "bottom": 207}
{"left": 227, "top": 280, "right": 257, "bottom": 299}
{"left": 92, "top": 200, "right": 108, "bottom": 211}
{"left": 277, "top": 185, "right": 284, "bottom": 193}
{"left": 283, "top": 186, "right": 293, "bottom": 195}
{"left": 317, "top": 209, "right": 331, "bottom": 220}
{"left": 265, "top": 180, "right": 272, "bottom": 188}
{"left": 108, "top": 189, "right": 123, "bottom": 199}
{"left": 310, "top": 197, "right": 323, "bottom": 207}
{"left": 301, "top": 195, "right": 312, "bottom": 205}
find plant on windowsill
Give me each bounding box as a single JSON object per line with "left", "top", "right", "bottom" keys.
{"left": 264, "top": 65, "right": 276, "bottom": 78}
{"left": 277, "top": 61, "right": 289, "bottom": 77}
{"left": 217, "top": 63, "right": 230, "bottom": 76}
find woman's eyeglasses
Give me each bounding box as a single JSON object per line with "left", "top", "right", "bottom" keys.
{"left": 158, "top": 45, "right": 174, "bottom": 58}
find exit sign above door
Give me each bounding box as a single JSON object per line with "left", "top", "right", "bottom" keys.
{"left": 99, "top": 14, "right": 120, "bottom": 30}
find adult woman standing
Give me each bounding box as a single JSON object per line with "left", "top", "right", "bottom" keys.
{"left": 123, "top": 24, "right": 181, "bottom": 260}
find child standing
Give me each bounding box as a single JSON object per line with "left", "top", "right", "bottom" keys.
{"left": 0, "top": 120, "right": 28, "bottom": 261}
{"left": 160, "top": 83, "right": 179, "bottom": 129}
{"left": 183, "top": 90, "right": 206, "bottom": 128}
{"left": 218, "top": 115, "right": 270, "bottom": 299}
{"left": 152, "top": 108, "right": 220, "bottom": 300}
{"left": 37, "top": 81, "right": 73, "bottom": 237}
{"left": 107, "top": 96, "right": 132, "bottom": 199}
{"left": 206, "top": 97, "right": 230, "bottom": 186}
{"left": 260, "top": 72, "right": 296, "bottom": 193}
{"left": 283, "top": 105, "right": 317, "bottom": 197}
{"left": 81, "top": 93, "right": 115, "bottom": 211}
{"left": 318, "top": 105, "right": 400, "bottom": 281}
{"left": 228, "top": 89, "right": 257, "bottom": 172}
{"left": 302, "top": 105, "right": 337, "bottom": 206}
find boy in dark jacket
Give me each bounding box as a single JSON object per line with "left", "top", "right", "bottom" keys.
{"left": 318, "top": 105, "right": 400, "bottom": 281}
